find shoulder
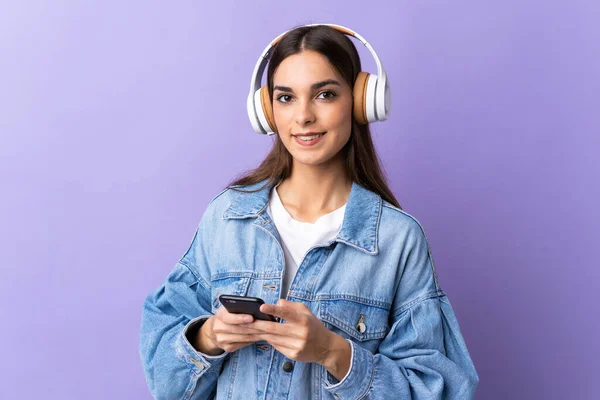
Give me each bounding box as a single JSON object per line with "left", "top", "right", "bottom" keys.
{"left": 200, "top": 182, "right": 262, "bottom": 221}
{"left": 379, "top": 199, "right": 429, "bottom": 242}
{"left": 201, "top": 186, "right": 238, "bottom": 218}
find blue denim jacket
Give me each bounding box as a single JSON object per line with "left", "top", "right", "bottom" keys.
{"left": 139, "top": 179, "right": 480, "bottom": 399}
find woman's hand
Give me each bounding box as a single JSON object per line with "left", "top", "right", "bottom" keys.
{"left": 245, "top": 299, "right": 352, "bottom": 380}
{"left": 199, "top": 305, "right": 263, "bottom": 354}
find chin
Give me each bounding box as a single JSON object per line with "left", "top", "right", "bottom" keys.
{"left": 291, "top": 154, "right": 334, "bottom": 167}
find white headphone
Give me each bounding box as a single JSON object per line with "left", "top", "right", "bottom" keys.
{"left": 247, "top": 23, "right": 392, "bottom": 135}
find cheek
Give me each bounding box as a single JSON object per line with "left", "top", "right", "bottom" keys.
{"left": 332, "top": 97, "right": 353, "bottom": 125}
{"left": 330, "top": 106, "right": 353, "bottom": 140}
{"left": 273, "top": 105, "right": 292, "bottom": 127}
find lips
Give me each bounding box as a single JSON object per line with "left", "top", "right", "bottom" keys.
{"left": 294, "top": 132, "right": 326, "bottom": 140}
{"left": 293, "top": 132, "right": 326, "bottom": 146}
{"left": 293, "top": 132, "right": 326, "bottom": 137}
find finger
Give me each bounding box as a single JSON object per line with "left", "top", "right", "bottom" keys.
{"left": 214, "top": 323, "right": 264, "bottom": 335}
{"left": 259, "top": 336, "right": 305, "bottom": 360}
{"left": 279, "top": 300, "right": 315, "bottom": 319}
{"left": 259, "top": 303, "right": 302, "bottom": 322}
{"left": 278, "top": 299, "right": 309, "bottom": 312}
{"left": 247, "top": 319, "right": 289, "bottom": 335}
{"left": 217, "top": 307, "right": 254, "bottom": 325}
{"left": 219, "top": 340, "right": 259, "bottom": 353}
{"left": 258, "top": 333, "right": 300, "bottom": 347}
{"left": 216, "top": 333, "right": 260, "bottom": 346}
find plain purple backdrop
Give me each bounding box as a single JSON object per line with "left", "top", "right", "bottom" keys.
{"left": 1, "top": 1, "right": 598, "bottom": 399}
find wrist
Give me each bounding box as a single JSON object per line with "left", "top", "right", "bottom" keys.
{"left": 195, "top": 317, "right": 225, "bottom": 356}
{"left": 321, "top": 333, "right": 352, "bottom": 381}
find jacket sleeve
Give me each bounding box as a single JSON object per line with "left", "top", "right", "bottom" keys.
{"left": 322, "top": 220, "right": 480, "bottom": 400}
{"left": 139, "top": 211, "right": 228, "bottom": 400}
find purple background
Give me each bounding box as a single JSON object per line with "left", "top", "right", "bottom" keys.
{"left": 1, "top": 1, "right": 598, "bottom": 399}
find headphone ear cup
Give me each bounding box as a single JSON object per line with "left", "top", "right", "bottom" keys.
{"left": 353, "top": 71, "right": 371, "bottom": 125}
{"left": 353, "top": 71, "right": 370, "bottom": 125}
{"left": 259, "top": 85, "right": 277, "bottom": 133}
{"left": 353, "top": 71, "right": 380, "bottom": 125}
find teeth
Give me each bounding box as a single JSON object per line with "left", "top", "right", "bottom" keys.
{"left": 297, "top": 133, "right": 324, "bottom": 141}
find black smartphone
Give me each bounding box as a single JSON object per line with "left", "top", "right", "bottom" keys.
{"left": 218, "top": 294, "right": 279, "bottom": 322}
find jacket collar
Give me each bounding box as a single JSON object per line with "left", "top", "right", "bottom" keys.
{"left": 222, "top": 179, "right": 381, "bottom": 255}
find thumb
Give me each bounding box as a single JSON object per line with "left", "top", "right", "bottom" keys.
{"left": 278, "top": 299, "right": 309, "bottom": 313}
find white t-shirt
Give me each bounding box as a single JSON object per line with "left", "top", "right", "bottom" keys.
{"left": 266, "top": 185, "right": 346, "bottom": 299}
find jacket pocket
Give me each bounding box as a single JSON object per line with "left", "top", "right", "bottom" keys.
{"left": 318, "top": 298, "right": 390, "bottom": 342}
{"left": 210, "top": 275, "right": 252, "bottom": 313}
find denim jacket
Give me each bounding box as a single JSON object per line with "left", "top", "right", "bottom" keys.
{"left": 139, "top": 179, "right": 480, "bottom": 399}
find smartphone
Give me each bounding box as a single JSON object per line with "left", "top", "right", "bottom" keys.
{"left": 218, "top": 294, "right": 279, "bottom": 322}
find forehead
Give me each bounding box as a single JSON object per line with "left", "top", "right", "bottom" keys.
{"left": 273, "top": 50, "right": 344, "bottom": 87}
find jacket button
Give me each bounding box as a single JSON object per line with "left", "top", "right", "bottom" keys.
{"left": 282, "top": 361, "right": 294, "bottom": 373}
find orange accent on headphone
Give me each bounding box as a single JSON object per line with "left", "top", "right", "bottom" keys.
{"left": 260, "top": 86, "right": 277, "bottom": 133}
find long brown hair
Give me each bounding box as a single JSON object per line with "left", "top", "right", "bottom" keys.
{"left": 227, "top": 25, "right": 402, "bottom": 209}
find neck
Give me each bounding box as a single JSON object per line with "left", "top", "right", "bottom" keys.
{"left": 275, "top": 156, "right": 351, "bottom": 223}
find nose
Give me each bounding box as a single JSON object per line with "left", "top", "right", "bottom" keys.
{"left": 294, "top": 98, "right": 316, "bottom": 126}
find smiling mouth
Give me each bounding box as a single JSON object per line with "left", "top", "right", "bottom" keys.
{"left": 293, "top": 132, "right": 326, "bottom": 141}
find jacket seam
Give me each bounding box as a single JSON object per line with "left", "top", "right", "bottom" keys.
{"left": 209, "top": 186, "right": 232, "bottom": 206}
{"left": 382, "top": 203, "right": 443, "bottom": 294}
{"left": 179, "top": 261, "right": 211, "bottom": 292}
{"left": 358, "top": 352, "right": 377, "bottom": 400}
{"left": 211, "top": 271, "right": 283, "bottom": 280}
{"left": 393, "top": 289, "right": 445, "bottom": 319}
{"left": 316, "top": 294, "right": 391, "bottom": 310}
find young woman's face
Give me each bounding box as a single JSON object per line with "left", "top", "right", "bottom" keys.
{"left": 272, "top": 50, "right": 353, "bottom": 168}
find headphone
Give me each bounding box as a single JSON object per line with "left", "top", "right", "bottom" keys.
{"left": 247, "top": 23, "right": 392, "bottom": 135}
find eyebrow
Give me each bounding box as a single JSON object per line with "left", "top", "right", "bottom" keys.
{"left": 273, "top": 79, "right": 341, "bottom": 93}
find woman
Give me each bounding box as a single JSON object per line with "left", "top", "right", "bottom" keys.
{"left": 140, "top": 24, "right": 479, "bottom": 399}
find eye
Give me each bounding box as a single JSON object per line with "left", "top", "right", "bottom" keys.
{"left": 276, "top": 94, "right": 293, "bottom": 103}
{"left": 317, "top": 90, "right": 337, "bottom": 100}
{"left": 275, "top": 90, "right": 337, "bottom": 104}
